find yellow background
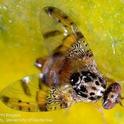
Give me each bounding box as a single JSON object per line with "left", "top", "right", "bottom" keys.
{"left": 0, "top": 0, "right": 124, "bottom": 124}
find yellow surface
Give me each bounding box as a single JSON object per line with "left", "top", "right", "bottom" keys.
{"left": 0, "top": 0, "right": 124, "bottom": 124}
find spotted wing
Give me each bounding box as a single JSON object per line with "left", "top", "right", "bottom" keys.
{"left": 40, "top": 6, "right": 93, "bottom": 59}
{"left": 0, "top": 73, "right": 74, "bottom": 112}
{"left": 40, "top": 6, "right": 77, "bottom": 54}
{"left": 0, "top": 74, "right": 42, "bottom": 112}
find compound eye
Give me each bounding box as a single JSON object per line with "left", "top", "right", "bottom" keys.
{"left": 102, "top": 83, "right": 121, "bottom": 109}
{"left": 112, "top": 83, "right": 121, "bottom": 93}
{"left": 70, "top": 72, "right": 80, "bottom": 85}
{"left": 103, "top": 99, "right": 114, "bottom": 109}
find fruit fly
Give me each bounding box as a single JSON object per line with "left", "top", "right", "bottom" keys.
{"left": 0, "top": 6, "right": 123, "bottom": 112}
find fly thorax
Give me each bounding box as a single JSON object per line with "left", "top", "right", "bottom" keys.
{"left": 70, "top": 70, "right": 106, "bottom": 102}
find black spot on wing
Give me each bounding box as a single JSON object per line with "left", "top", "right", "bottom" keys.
{"left": 76, "top": 32, "right": 84, "bottom": 39}
{"left": 70, "top": 22, "right": 74, "bottom": 25}
{"left": 28, "top": 107, "right": 31, "bottom": 112}
{"left": 43, "top": 30, "right": 62, "bottom": 38}
{"left": 21, "top": 81, "right": 31, "bottom": 96}
{"left": 39, "top": 104, "right": 47, "bottom": 111}
{"left": 44, "top": 6, "right": 54, "bottom": 15}
{"left": 57, "top": 19, "right": 61, "bottom": 23}
{"left": 18, "top": 100, "right": 22, "bottom": 103}
{"left": 63, "top": 15, "right": 68, "bottom": 19}
{"left": 1, "top": 96, "right": 10, "bottom": 103}
{"left": 19, "top": 106, "right": 22, "bottom": 110}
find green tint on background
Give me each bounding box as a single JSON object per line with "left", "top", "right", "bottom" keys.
{"left": 0, "top": 0, "right": 124, "bottom": 124}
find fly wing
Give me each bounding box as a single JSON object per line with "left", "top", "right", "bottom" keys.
{"left": 39, "top": 6, "right": 96, "bottom": 88}
{"left": 40, "top": 6, "right": 93, "bottom": 59}
{"left": 40, "top": 6, "right": 77, "bottom": 55}
{"left": 0, "top": 73, "right": 74, "bottom": 112}
{"left": 0, "top": 74, "right": 43, "bottom": 112}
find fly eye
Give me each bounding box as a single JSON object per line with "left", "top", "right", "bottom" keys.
{"left": 102, "top": 82, "right": 122, "bottom": 109}
{"left": 112, "top": 83, "right": 121, "bottom": 92}
{"left": 103, "top": 100, "right": 114, "bottom": 109}
{"left": 70, "top": 72, "right": 80, "bottom": 85}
